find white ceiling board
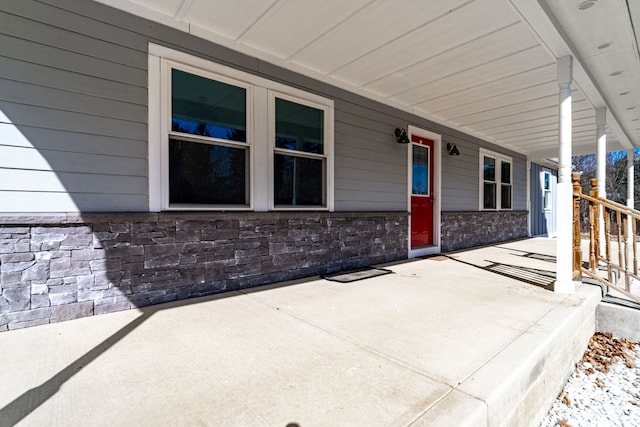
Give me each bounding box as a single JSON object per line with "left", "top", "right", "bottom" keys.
{"left": 238, "top": 0, "right": 372, "bottom": 58}
{"left": 129, "top": 0, "right": 183, "bottom": 16}
{"left": 453, "top": 95, "right": 562, "bottom": 125}
{"left": 498, "top": 125, "right": 596, "bottom": 145}
{"left": 439, "top": 82, "right": 558, "bottom": 119}
{"left": 392, "top": 47, "right": 553, "bottom": 106}
{"left": 330, "top": 0, "right": 519, "bottom": 86}
{"left": 417, "top": 65, "right": 557, "bottom": 113}
{"left": 488, "top": 117, "right": 596, "bottom": 139}
{"left": 290, "top": 0, "right": 472, "bottom": 74}
{"left": 181, "top": 0, "right": 278, "bottom": 40}
{"left": 365, "top": 22, "right": 539, "bottom": 97}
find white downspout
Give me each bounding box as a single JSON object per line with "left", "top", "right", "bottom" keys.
{"left": 555, "top": 56, "right": 577, "bottom": 293}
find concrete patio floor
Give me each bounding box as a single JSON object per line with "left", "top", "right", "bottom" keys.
{"left": 0, "top": 238, "right": 602, "bottom": 427}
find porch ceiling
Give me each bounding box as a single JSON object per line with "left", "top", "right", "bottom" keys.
{"left": 98, "top": 0, "right": 640, "bottom": 161}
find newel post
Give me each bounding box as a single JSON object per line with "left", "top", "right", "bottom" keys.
{"left": 572, "top": 172, "right": 582, "bottom": 280}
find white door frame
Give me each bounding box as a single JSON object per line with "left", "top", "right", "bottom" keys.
{"left": 407, "top": 125, "right": 441, "bottom": 257}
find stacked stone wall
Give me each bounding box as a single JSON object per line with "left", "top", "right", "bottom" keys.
{"left": 441, "top": 211, "right": 528, "bottom": 252}
{"left": 0, "top": 212, "right": 408, "bottom": 331}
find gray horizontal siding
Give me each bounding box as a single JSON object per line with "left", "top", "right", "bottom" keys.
{"left": 0, "top": 8, "right": 148, "bottom": 69}
{"left": 0, "top": 102, "right": 147, "bottom": 140}
{"left": 0, "top": 34, "right": 147, "bottom": 88}
{"left": 0, "top": 123, "right": 147, "bottom": 158}
{"left": 0, "top": 169, "right": 147, "bottom": 194}
{"left": 440, "top": 136, "right": 481, "bottom": 211}
{"left": 1, "top": 0, "right": 529, "bottom": 214}
{"left": 0, "top": 3, "right": 148, "bottom": 212}
{"left": 0, "top": 56, "right": 146, "bottom": 105}
{"left": 0, "top": 191, "right": 147, "bottom": 212}
{"left": 0, "top": 79, "right": 147, "bottom": 123}
{"left": 0, "top": 145, "right": 147, "bottom": 177}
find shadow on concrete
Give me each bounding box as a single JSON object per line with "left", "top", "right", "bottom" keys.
{"left": 0, "top": 311, "right": 152, "bottom": 427}
{"left": 443, "top": 249, "right": 557, "bottom": 291}
{"left": 0, "top": 276, "right": 318, "bottom": 426}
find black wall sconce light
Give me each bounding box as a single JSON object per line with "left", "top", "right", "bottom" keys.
{"left": 446, "top": 142, "right": 460, "bottom": 156}
{"left": 394, "top": 128, "right": 410, "bottom": 144}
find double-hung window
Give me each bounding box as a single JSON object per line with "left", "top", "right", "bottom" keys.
{"left": 150, "top": 44, "right": 334, "bottom": 212}
{"left": 271, "top": 93, "right": 329, "bottom": 208}
{"left": 167, "top": 66, "right": 251, "bottom": 209}
{"left": 480, "top": 149, "right": 512, "bottom": 211}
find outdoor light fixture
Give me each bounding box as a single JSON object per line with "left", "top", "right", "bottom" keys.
{"left": 446, "top": 142, "right": 460, "bottom": 156}
{"left": 394, "top": 128, "right": 410, "bottom": 144}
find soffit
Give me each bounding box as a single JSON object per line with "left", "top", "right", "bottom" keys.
{"left": 96, "top": 0, "right": 640, "bottom": 160}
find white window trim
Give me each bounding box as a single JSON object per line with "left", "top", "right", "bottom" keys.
{"left": 161, "top": 60, "right": 254, "bottom": 211}
{"left": 479, "top": 148, "right": 513, "bottom": 211}
{"left": 268, "top": 90, "right": 333, "bottom": 211}
{"left": 542, "top": 171, "right": 552, "bottom": 212}
{"left": 148, "top": 43, "right": 334, "bottom": 212}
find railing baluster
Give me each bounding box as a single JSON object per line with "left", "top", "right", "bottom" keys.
{"left": 604, "top": 209, "right": 613, "bottom": 282}
{"left": 589, "top": 201, "right": 597, "bottom": 272}
{"left": 633, "top": 218, "right": 638, "bottom": 276}
{"left": 623, "top": 215, "right": 630, "bottom": 290}
{"left": 572, "top": 172, "right": 582, "bottom": 280}
{"left": 590, "top": 179, "right": 600, "bottom": 262}
{"left": 572, "top": 176, "right": 640, "bottom": 304}
{"left": 617, "top": 211, "right": 624, "bottom": 284}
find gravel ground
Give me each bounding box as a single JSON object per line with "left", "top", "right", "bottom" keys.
{"left": 540, "top": 332, "right": 640, "bottom": 427}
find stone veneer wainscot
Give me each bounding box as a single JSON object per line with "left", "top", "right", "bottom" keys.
{"left": 440, "top": 211, "right": 528, "bottom": 252}
{"left": 0, "top": 212, "right": 408, "bottom": 331}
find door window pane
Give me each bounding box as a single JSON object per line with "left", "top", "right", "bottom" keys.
{"left": 275, "top": 98, "right": 323, "bottom": 154}
{"left": 274, "top": 154, "right": 324, "bottom": 206}
{"left": 543, "top": 190, "right": 551, "bottom": 210}
{"left": 171, "top": 69, "right": 246, "bottom": 142}
{"left": 169, "top": 139, "right": 246, "bottom": 205}
{"left": 544, "top": 172, "right": 551, "bottom": 190}
{"left": 412, "top": 145, "right": 429, "bottom": 195}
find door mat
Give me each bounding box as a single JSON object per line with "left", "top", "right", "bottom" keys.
{"left": 322, "top": 267, "right": 392, "bottom": 283}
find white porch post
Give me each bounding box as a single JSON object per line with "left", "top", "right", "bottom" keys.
{"left": 555, "top": 56, "right": 576, "bottom": 293}
{"left": 596, "top": 107, "right": 607, "bottom": 254}
{"left": 628, "top": 149, "right": 635, "bottom": 209}
{"left": 628, "top": 149, "right": 635, "bottom": 242}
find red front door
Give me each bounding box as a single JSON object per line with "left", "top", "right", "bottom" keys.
{"left": 410, "top": 134, "right": 434, "bottom": 248}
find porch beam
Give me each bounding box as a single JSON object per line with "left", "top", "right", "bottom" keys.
{"left": 555, "top": 56, "right": 577, "bottom": 293}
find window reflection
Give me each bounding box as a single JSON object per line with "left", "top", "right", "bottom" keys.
{"left": 171, "top": 69, "right": 246, "bottom": 142}
{"left": 169, "top": 139, "right": 246, "bottom": 205}
{"left": 274, "top": 154, "right": 323, "bottom": 206}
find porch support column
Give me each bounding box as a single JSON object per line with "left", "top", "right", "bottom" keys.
{"left": 628, "top": 149, "right": 635, "bottom": 242}
{"left": 555, "top": 56, "right": 577, "bottom": 293}
{"left": 596, "top": 107, "right": 607, "bottom": 254}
